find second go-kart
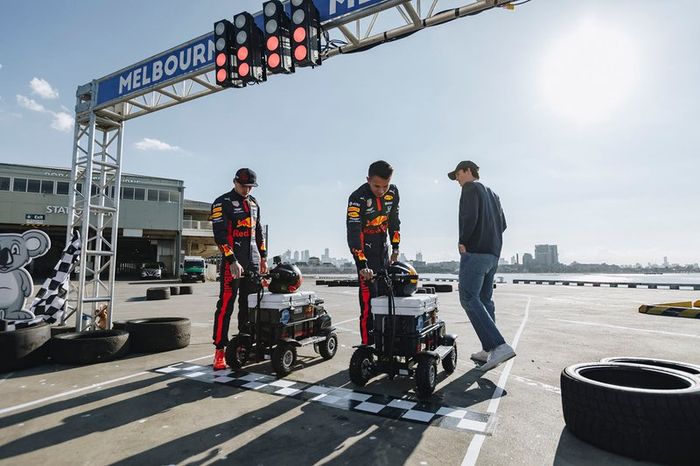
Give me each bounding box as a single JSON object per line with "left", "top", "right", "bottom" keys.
{"left": 225, "top": 258, "right": 338, "bottom": 377}
{"left": 349, "top": 262, "right": 458, "bottom": 398}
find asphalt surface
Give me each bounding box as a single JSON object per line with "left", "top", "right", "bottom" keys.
{"left": 1, "top": 280, "right": 699, "bottom": 465}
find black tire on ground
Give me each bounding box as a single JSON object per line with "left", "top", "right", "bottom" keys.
{"left": 50, "top": 325, "right": 76, "bottom": 337}
{"left": 201, "top": 277, "right": 206, "bottom": 283}
{"left": 51, "top": 330, "right": 129, "bottom": 365}
{"left": 561, "top": 362, "right": 700, "bottom": 464}
{"left": 442, "top": 343, "right": 458, "bottom": 374}
{"left": 415, "top": 355, "right": 438, "bottom": 398}
{"left": 425, "top": 283, "right": 453, "bottom": 293}
{"left": 225, "top": 335, "right": 250, "bottom": 369}
{"left": 271, "top": 343, "right": 297, "bottom": 376}
{"left": 146, "top": 287, "right": 170, "bottom": 300}
{"left": 112, "top": 320, "right": 128, "bottom": 331}
{"left": 169, "top": 286, "right": 180, "bottom": 296}
{"left": 179, "top": 285, "right": 193, "bottom": 295}
{"left": 327, "top": 280, "right": 342, "bottom": 287}
{"left": 125, "top": 317, "right": 191, "bottom": 353}
{"left": 600, "top": 357, "right": 700, "bottom": 376}
{"left": 349, "top": 347, "right": 375, "bottom": 387}
{"left": 0, "top": 322, "right": 51, "bottom": 372}
{"left": 319, "top": 333, "right": 338, "bottom": 360}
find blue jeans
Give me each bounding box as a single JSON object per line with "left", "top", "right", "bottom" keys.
{"left": 458, "top": 252, "right": 506, "bottom": 352}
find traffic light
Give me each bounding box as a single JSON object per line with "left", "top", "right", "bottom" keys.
{"left": 290, "top": 0, "right": 322, "bottom": 68}
{"left": 214, "top": 19, "right": 235, "bottom": 87}
{"left": 263, "top": 0, "right": 294, "bottom": 74}
{"left": 232, "top": 11, "right": 266, "bottom": 84}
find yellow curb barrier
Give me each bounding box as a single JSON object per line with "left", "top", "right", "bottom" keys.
{"left": 639, "top": 301, "right": 700, "bottom": 319}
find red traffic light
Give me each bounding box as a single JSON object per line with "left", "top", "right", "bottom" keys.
{"left": 266, "top": 36, "right": 279, "bottom": 51}
{"left": 294, "top": 45, "right": 307, "bottom": 61}
{"left": 239, "top": 63, "right": 250, "bottom": 77}
{"left": 268, "top": 53, "right": 281, "bottom": 68}
{"left": 293, "top": 27, "right": 306, "bottom": 43}
{"left": 216, "top": 69, "right": 227, "bottom": 83}
{"left": 216, "top": 53, "right": 227, "bottom": 67}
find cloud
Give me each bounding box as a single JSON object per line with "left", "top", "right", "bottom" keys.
{"left": 134, "top": 138, "right": 181, "bottom": 152}
{"left": 30, "top": 77, "right": 59, "bottom": 99}
{"left": 16, "top": 94, "right": 73, "bottom": 132}
{"left": 51, "top": 112, "right": 74, "bottom": 132}
{"left": 17, "top": 94, "right": 46, "bottom": 112}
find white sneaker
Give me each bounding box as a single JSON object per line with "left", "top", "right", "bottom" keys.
{"left": 477, "top": 344, "right": 516, "bottom": 372}
{"left": 470, "top": 350, "right": 489, "bottom": 363}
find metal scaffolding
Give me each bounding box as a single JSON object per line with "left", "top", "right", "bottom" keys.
{"left": 68, "top": 0, "right": 513, "bottom": 330}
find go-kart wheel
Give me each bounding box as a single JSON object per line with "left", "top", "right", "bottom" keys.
{"left": 272, "top": 343, "right": 297, "bottom": 376}
{"left": 349, "top": 347, "right": 375, "bottom": 387}
{"left": 442, "top": 342, "right": 458, "bottom": 374}
{"left": 319, "top": 333, "right": 338, "bottom": 360}
{"left": 416, "top": 356, "right": 438, "bottom": 398}
{"left": 225, "top": 336, "right": 250, "bottom": 369}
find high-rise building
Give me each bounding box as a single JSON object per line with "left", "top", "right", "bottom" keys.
{"left": 522, "top": 253, "right": 534, "bottom": 267}
{"left": 302, "top": 250, "right": 310, "bottom": 262}
{"left": 416, "top": 251, "right": 423, "bottom": 262}
{"left": 322, "top": 248, "right": 330, "bottom": 262}
{"left": 534, "top": 244, "right": 559, "bottom": 266}
{"left": 511, "top": 255, "right": 518, "bottom": 265}
{"left": 293, "top": 250, "right": 300, "bottom": 262}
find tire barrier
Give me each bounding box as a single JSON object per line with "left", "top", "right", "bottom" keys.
{"left": 112, "top": 320, "right": 128, "bottom": 331}
{"left": 126, "top": 317, "right": 191, "bottom": 353}
{"left": 512, "top": 279, "right": 700, "bottom": 290}
{"left": 50, "top": 329, "right": 130, "bottom": 365}
{"left": 0, "top": 322, "right": 51, "bottom": 372}
{"left": 169, "top": 286, "right": 180, "bottom": 296}
{"left": 315, "top": 280, "right": 326, "bottom": 285}
{"left": 146, "top": 287, "right": 170, "bottom": 301}
{"left": 179, "top": 285, "right": 193, "bottom": 295}
{"left": 600, "top": 357, "right": 700, "bottom": 377}
{"left": 423, "top": 283, "right": 453, "bottom": 293}
{"left": 50, "top": 325, "right": 77, "bottom": 337}
{"left": 639, "top": 300, "right": 700, "bottom": 319}
{"left": 561, "top": 362, "right": 700, "bottom": 464}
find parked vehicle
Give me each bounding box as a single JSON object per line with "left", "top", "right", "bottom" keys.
{"left": 181, "top": 256, "right": 206, "bottom": 283}
{"left": 140, "top": 262, "right": 163, "bottom": 280}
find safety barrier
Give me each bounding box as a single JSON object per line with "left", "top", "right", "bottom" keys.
{"left": 512, "top": 279, "right": 700, "bottom": 290}
{"left": 638, "top": 300, "right": 700, "bottom": 319}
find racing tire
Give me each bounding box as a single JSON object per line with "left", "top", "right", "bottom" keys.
{"left": 425, "top": 284, "right": 453, "bottom": 293}
{"left": 0, "top": 321, "right": 51, "bottom": 372}
{"left": 179, "top": 286, "right": 193, "bottom": 295}
{"left": 415, "top": 355, "right": 438, "bottom": 398}
{"left": 146, "top": 287, "right": 170, "bottom": 301}
{"left": 51, "top": 330, "right": 129, "bottom": 365}
{"left": 442, "top": 343, "right": 458, "bottom": 374}
{"left": 50, "top": 325, "right": 76, "bottom": 337}
{"left": 319, "top": 332, "right": 338, "bottom": 360}
{"left": 349, "top": 347, "right": 375, "bottom": 387}
{"left": 112, "top": 320, "right": 128, "bottom": 331}
{"left": 225, "top": 335, "right": 250, "bottom": 370}
{"left": 600, "top": 357, "right": 700, "bottom": 377}
{"left": 169, "top": 286, "right": 180, "bottom": 296}
{"left": 271, "top": 343, "right": 297, "bottom": 377}
{"left": 561, "top": 362, "right": 700, "bottom": 464}
{"left": 125, "top": 317, "right": 191, "bottom": 353}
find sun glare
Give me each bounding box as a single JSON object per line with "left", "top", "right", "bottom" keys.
{"left": 540, "top": 19, "right": 638, "bottom": 124}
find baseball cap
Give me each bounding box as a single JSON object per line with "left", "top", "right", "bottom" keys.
{"left": 234, "top": 168, "right": 258, "bottom": 187}
{"left": 447, "top": 161, "right": 479, "bottom": 180}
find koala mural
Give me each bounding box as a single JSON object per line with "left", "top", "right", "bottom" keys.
{"left": 0, "top": 230, "right": 51, "bottom": 319}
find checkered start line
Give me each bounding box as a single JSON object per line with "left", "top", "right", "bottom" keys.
{"left": 154, "top": 362, "right": 492, "bottom": 434}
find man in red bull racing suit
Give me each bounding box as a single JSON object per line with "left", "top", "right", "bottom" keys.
{"left": 211, "top": 168, "right": 268, "bottom": 370}
{"left": 346, "top": 160, "right": 401, "bottom": 345}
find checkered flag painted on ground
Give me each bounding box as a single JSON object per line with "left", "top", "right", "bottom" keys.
{"left": 30, "top": 229, "right": 81, "bottom": 324}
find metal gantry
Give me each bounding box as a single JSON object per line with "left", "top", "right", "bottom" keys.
{"left": 68, "top": 0, "right": 515, "bottom": 329}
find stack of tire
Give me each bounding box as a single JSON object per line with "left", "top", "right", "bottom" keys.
{"left": 561, "top": 357, "right": 700, "bottom": 464}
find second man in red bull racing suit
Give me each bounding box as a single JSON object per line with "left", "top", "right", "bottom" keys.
{"left": 210, "top": 168, "right": 267, "bottom": 370}
{"left": 346, "top": 160, "right": 401, "bottom": 345}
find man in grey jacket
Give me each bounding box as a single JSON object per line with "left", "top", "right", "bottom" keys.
{"left": 448, "top": 160, "right": 515, "bottom": 372}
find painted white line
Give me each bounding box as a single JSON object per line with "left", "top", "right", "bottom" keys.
{"left": 461, "top": 297, "right": 531, "bottom": 466}
{"left": 548, "top": 318, "right": 700, "bottom": 339}
{"left": 0, "top": 354, "right": 212, "bottom": 416}
{"left": 0, "top": 371, "right": 14, "bottom": 386}
{"left": 0, "top": 372, "right": 149, "bottom": 416}
{"left": 334, "top": 317, "right": 358, "bottom": 326}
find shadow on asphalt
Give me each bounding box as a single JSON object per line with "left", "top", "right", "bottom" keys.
{"left": 111, "top": 369, "right": 429, "bottom": 465}
{"left": 552, "top": 427, "right": 656, "bottom": 466}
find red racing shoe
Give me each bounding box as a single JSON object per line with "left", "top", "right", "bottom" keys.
{"left": 213, "top": 348, "right": 227, "bottom": 370}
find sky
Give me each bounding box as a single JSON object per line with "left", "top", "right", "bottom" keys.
{"left": 1, "top": 0, "right": 699, "bottom": 265}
